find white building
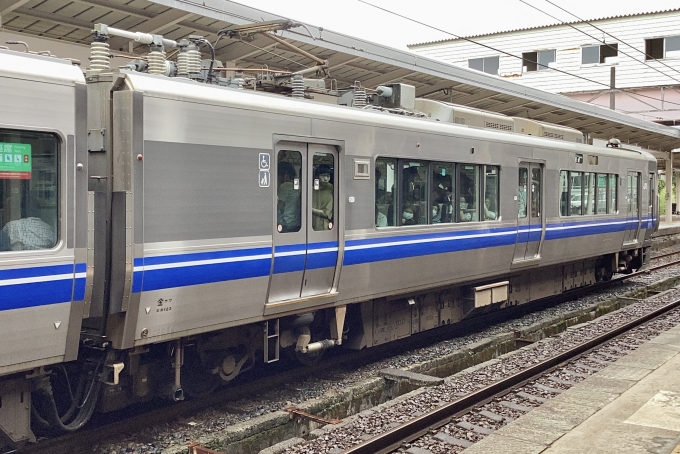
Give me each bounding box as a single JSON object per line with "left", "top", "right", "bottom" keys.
{"left": 409, "top": 9, "right": 680, "bottom": 126}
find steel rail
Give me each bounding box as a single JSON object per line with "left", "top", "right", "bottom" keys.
{"left": 341, "top": 295, "right": 680, "bottom": 454}
{"left": 19, "top": 252, "right": 680, "bottom": 454}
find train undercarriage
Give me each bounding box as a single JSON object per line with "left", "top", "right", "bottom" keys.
{"left": 0, "top": 248, "right": 647, "bottom": 448}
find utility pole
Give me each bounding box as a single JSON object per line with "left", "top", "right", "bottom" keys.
{"left": 610, "top": 67, "right": 615, "bottom": 110}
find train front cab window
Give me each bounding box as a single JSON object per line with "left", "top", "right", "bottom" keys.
{"left": 0, "top": 129, "right": 58, "bottom": 252}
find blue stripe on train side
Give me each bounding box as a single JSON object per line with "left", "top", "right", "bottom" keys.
{"left": 0, "top": 263, "right": 84, "bottom": 311}
{"left": 136, "top": 246, "right": 272, "bottom": 292}
{"left": 273, "top": 244, "right": 306, "bottom": 274}
{"left": 344, "top": 226, "right": 517, "bottom": 266}
{"left": 0, "top": 280, "right": 75, "bottom": 310}
{"left": 129, "top": 216, "right": 653, "bottom": 292}
{"left": 139, "top": 257, "right": 271, "bottom": 292}
{"left": 306, "top": 241, "right": 339, "bottom": 270}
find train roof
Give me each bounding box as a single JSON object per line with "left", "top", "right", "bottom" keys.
{"left": 121, "top": 71, "right": 653, "bottom": 163}
{"left": 0, "top": 49, "right": 85, "bottom": 86}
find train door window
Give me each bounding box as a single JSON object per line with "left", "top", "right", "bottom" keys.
{"left": 400, "top": 161, "right": 428, "bottom": 225}
{"left": 312, "top": 153, "right": 334, "bottom": 231}
{"left": 484, "top": 166, "right": 499, "bottom": 220}
{"left": 432, "top": 162, "right": 454, "bottom": 224}
{"left": 375, "top": 157, "right": 396, "bottom": 227}
{"left": 0, "top": 129, "right": 58, "bottom": 252}
{"left": 570, "top": 172, "right": 583, "bottom": 216}
{"left": 518, "top": 167, "right": 528, "bottom": 219}
{"left": 608, "top": 174, "right": 618, "bottom": 214}
{"left": 583, "top": 172, "right": 595, "bottom": 215}
{"left": 531, "top": 167, "right": 541, "bottom": 218}
{"left": 277, "top": 151, "right": 302, "bottom": 233}
{"left": 559, "top": 171, "right": 569, "bottom": 216}
{"left": 596, "top": 174, "right": 608, "bottom": 214}
{"left": 629, "top": 172, "right": 639, "bottom": 215}
{"left": 458, "top": 164, "right": 479, "bottom": 222}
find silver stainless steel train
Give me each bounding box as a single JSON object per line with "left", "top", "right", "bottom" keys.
{"left": 0, "top": 24, "right": 658, "bottom": 447}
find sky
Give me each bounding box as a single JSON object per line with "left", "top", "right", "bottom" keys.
{"left": 237, "top": 0, "right": 680, "bottom": 52}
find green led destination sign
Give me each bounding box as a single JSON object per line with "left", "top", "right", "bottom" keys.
{"left": 0, "top": 142, "right": 31, "bottom": 179}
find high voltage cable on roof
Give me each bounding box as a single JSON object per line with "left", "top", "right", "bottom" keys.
{"left": 357, "top": 0, "right": 680, "bottom": 110}
{"left": 519, "top": 0, "right": 680, "bottom": 84}
{"left": 544, "top": 0, "right": 680, "bottom": 80}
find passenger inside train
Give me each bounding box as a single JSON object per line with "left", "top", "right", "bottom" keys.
{"left": 0, "top": 195, "right": 55, "bottom": 251}
{"left": 277, "top": 160, "right": 301, "bottom": 233}
{"left": 484, "top": 196, "right": 497, "bottom": 220}
{"left": 312, "top": 164, "right": 333, "bottom": 230}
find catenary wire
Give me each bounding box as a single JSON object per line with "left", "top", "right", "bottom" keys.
{"left": 518, "top": 0, "right": 680, "bottom": 85}
{"left": 358, "top": 0, "right": 680, "bottom": 110}
{"left": 545, "top": 0, "right": 680, "bottom": 79}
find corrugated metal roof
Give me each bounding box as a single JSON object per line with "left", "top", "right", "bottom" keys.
{"left": 1, "top": 0, "right": 678, "bottom": 153}
{"left": 408, "top": 8, "right": 680, "bottom": 48}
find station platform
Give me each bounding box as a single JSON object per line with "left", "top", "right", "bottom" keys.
{"left": 656, "top": 217, "right": 680, "bottom": 236}
{"left": 462, "top": 323, "right": 680, "bottom": 454}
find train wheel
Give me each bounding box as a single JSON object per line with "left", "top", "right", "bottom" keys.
{"left": 182, "top": 348, "right": 220, "bottom": 398}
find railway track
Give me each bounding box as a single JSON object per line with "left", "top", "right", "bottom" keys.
{"left": 17, "top": 249, "right": 680, "bottom": 454}
{"left": 338, "top": 287, "right": 680, "bottom": 453}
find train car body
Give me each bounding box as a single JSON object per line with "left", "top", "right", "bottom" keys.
{"left": 0, "top": 49, "right": 89, "bottom": 445}
{"left": 0, "top": 46, "right": 659, "bottom": 447}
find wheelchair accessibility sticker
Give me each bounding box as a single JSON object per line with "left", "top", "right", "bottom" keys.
{"left": 259, "top": 153, "right": 270, "bottom": 187}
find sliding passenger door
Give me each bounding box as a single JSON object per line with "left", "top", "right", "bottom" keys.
{"left": 623, "top": 171, "right": 640, "bottom": 244}
{"left": 301, "top": 144, "right": 339, "bottom": 298}
{"left": 268, "top": 141, "right": 340, "bottom": 305}
{"left": 513, "top": 162, "right": 544, "bottom": 262}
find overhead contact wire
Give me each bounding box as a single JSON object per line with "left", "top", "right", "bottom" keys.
{"left": 519, "top": 0, "right": 680, "bottom": 85}
{"left": 358, "top": 0, "right": 680, "bottom": 109}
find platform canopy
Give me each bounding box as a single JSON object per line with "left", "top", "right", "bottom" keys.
{"left": 2, "top": 0, "right": 680, "bottom": 153}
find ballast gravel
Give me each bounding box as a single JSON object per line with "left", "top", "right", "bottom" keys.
{"left": 96, "top": 245, "right": 680, "bottom": 454}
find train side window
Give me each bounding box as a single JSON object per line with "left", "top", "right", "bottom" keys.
{"left": 431, "top": 162, "right": 454, "bottom": 224}
{"left": 584, "top": 172, "right": 595, "bottom": 215}
{"left": 596, "top": 174, "right": 607, "bottom": 214}
{"left": 559, "top": 171, "right": 569, "bottom": 216}
{"left": 0, "top": 129, "right": 58, "bottom": 252}
{"left": 458, "top": 164, "right": 479, "bottom": 222}
{"left": 570, "top": 171, "right": 583, "bottom": 216}
{"left": 400, "top": 160, "right": 428, "bottom": 225}
{"left": 484, "top": 166, "right": 499, "bottom": 220}
{"left": 375, "top": 157, "right": 397, "bottom": 227}
{"left": 277, "top": 151, "right": 302, "bottom": 233}
{"left": 608, "top": 174, "right": 617, "bottom": 214}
